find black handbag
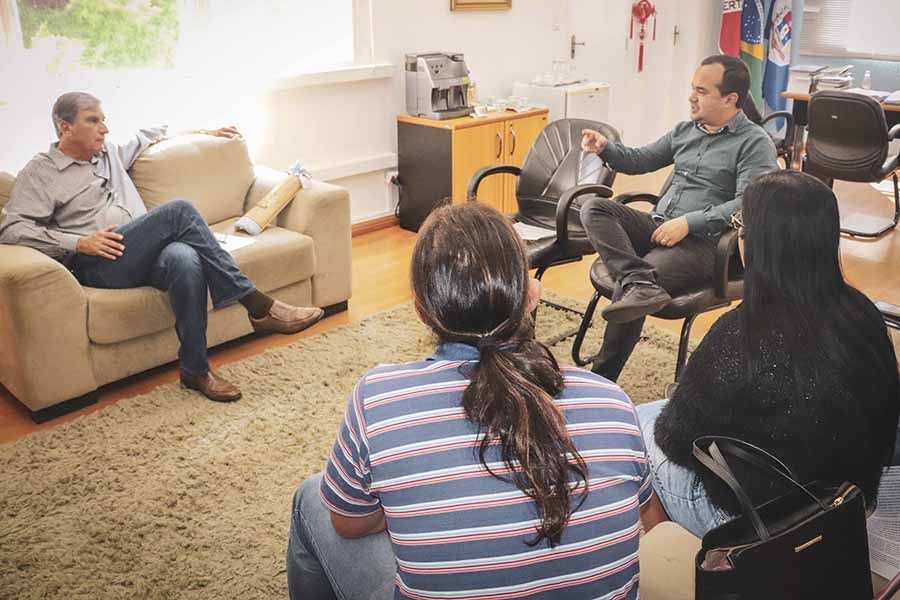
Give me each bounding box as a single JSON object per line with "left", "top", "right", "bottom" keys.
{"left": 692, "top": 436, "right": 873, "bottom": 600}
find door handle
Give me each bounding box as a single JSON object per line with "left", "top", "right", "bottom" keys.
{"left": 495, "top": 132, "right": 503, "bottom": 159}
{"left": 570, "top": 34, "right": 585, "bottom": 59}
{"left": 509, "top": 127, "right": 517, "bottom": 156}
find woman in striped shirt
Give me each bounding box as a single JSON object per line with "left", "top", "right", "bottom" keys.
{"left": 286, "top": 202, "right": 665, "bottom": 599}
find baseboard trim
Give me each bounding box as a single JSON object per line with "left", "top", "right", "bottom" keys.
{"left": 30, "top": 390, "right": 99, "bottom": 424}
{"left": 352, "top": 214, "right": 399, "bottom": 237}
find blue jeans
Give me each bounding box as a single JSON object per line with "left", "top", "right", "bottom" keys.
{"left": 286, "top": 473, "right": 396, "bottom": 600}
{"left": 71, "top": 200, "right": 255, "bottom": 376}
{"left": 635, "top": 399, "right": 732, "bottom": 538}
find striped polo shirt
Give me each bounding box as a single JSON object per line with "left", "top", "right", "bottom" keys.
{"left": 321, "top": 343, "right": 652, "bottom": 600}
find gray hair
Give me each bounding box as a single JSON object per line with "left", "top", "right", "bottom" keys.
{"left": 52, "top": 92, "right": 101, "bottom": 138}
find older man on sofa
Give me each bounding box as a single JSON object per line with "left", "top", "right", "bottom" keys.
{"left": 0, "top": 91, "right": 324, "bottom": 403}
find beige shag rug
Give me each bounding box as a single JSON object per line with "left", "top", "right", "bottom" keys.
{"left": 0, "top": 292, "right": 684, "bottom": 600}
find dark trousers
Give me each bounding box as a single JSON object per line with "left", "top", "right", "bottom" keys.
{"left": 579, "top": 197, "right": 718, "bottom": 380}
{"left": 72, "top": 200, "right": 255, "bottom": 377}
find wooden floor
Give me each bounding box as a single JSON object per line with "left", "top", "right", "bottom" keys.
{"left": 1, "top": 170, "right": 898, "bottom": 444}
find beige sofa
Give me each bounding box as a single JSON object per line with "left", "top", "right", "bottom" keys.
{"left": 0, "top": 134, "right": 351, "bottom": 421}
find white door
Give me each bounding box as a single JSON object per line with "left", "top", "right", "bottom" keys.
{"left": 569, "top": 0, "right": 714, "bottom": 146}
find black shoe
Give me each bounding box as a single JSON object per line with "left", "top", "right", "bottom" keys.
{"left": 601, "top": 282, "right": 671, "bottom": 324}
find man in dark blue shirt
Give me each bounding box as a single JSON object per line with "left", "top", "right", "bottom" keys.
{"left": 579, "top": 55, "right": 777, "bottom": 380}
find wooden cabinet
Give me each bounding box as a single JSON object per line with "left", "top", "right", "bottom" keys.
{"left": 452, "top": 120, "right": 506, "bottom": 209}
{"left": 397, "top": 108, "right": 549, "bottom": 231}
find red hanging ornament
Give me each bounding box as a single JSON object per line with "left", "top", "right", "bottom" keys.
{"left": 630, "top": 0, "right": 657, "bottom": 73}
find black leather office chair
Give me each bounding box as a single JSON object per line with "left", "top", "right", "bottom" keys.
{"left": 467, "top": 119, "right": 619, "bottom": 283}
{"left": 804, "top": 90, "right": 900, "bottom": 238}
{"left": 760, "top": 110, "right": 795, "bottom": 167}
{"left": 570, "top": 176, "right": 744, "bottom": 380}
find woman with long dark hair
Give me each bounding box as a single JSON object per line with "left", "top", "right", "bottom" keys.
{"left": 636, "top": 170, "right": 899, "bottom": 537}
{"left": 286, "top": 202, "right": 659, "bottom": 599}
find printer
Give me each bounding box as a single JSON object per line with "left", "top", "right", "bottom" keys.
{"left": 405, "top": 52, "right": 474, "bottom": 120}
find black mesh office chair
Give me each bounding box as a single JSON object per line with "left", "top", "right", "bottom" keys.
{"left": 570, "top": 176, "right": 744, "bottom": 380}
{"left": 804, "top": 90, "right": 900, "bottom": 238}
{"left": 467, "top": 119, "right": 619, "bottom": 282}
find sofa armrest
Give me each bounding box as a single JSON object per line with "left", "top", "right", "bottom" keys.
{"left": 639, "top": 522, "right": 700, "bottom": 600}
{"left": 0, "top": 245, "right": 97, "bottom": 411}
{"left": 245, "top": 166, "right": 352, "bottom": 307}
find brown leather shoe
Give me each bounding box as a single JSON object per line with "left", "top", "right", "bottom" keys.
{"left": 180, "top": 370, "right": 242, "bottom": 402}
{"left": 249, "top": 300, "right": 324, "bottom": 334}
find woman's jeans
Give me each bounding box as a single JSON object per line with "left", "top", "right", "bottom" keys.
{"left": 286, "top": 473, "right": 396, "bottom": 600}
{"left": 634, "top": 399, "right": 732, "bottom": 538}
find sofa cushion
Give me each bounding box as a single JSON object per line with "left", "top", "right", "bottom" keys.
{"left": 0, "top": 172, "right": 14, "bottom": 209}
{"left": 128, "top": 134, "right": 254, "bottom": 225}
{"left": 85, "top": 222, "right": 316, "bottom": 345}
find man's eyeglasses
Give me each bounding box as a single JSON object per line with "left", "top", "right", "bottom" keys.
{"left": 731, "top": 210, "right": 744, "bottom": 238}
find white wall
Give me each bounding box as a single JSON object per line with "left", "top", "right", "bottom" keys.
{"left": 254, "top": 0, "right": 572, "bottom": 222}
{"left": 568, "top": 0, "right": 718, "bottom": 147}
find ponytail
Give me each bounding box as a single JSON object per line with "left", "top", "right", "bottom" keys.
{"left": 464, "top": 337, "right": 589, "bottom": 547}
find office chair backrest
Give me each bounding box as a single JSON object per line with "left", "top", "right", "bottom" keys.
{"left": 517, "top": 119, "right": 621, "bottom": 204}
{"left": 807, "top": 91, "right": 889, "bottom": 183}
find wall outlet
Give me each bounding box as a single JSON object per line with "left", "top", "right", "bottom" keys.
{"left": 385, "top": 169, "right": 400, "bottom": 212}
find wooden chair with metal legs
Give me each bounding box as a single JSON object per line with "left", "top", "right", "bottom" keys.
{"left": 569, "top": 182, "right": 744, "bottom": 381}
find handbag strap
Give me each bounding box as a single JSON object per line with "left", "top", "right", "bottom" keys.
{"left": 693, "top": 440, "right": 771, "bottom": 540}
{"left": 701, "top": 436, "right": 798, "bottom": 480}
{"left": 696, "top": 436, "right": 828, "bottom": 510}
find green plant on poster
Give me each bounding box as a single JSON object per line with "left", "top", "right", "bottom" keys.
{"left": 17, "top": 0, "right": 178, "bottom": 69}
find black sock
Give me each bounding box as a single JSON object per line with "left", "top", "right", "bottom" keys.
{"left": 240, "top": 290, "right": 275, "bottom": 319}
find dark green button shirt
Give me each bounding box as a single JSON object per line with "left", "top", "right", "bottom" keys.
{"left": 601, "top": 110, "right": 778, "bottom": 236}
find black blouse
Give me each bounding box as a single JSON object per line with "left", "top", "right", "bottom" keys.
{"left": 653, "top": 303, "right": 898, "bottom": 515}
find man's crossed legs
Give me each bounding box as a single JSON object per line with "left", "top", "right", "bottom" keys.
{"left": 580, "top": 197, "right": 717, "bottom": 381}
{"left": 71, "top": 200, "right": 323, "bottom": 401}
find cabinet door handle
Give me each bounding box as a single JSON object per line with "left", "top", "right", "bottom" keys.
{"left": 509, "top": 127, "right": 517, "bottom": 156}
{"left": 495, "top": 132, "right": 503, "bottom": 159}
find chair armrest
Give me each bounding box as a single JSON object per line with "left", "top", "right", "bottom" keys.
{"left": 761, "top": 110, "right": 795, "bottom": 151}
{"left": 876, "top": 301, "right": 900, "bottom": 331}
{"left": 713, "top": 229, "right": 741, "bottom": 298}
{"left": 556, "top": 184, "right": 614, "bottom": 246}
{"left": 0, "top": 245, "right": 97, "bottom": 411}
{"left": 613, "top": 191, "right": 661, "bottom": 207}
{"left": 888, "top": 124, "right": 900, "bottom": 142}
{"left": 467, "top": 165, "right": 522, "bottom": 200}
{"left": 254, "top": 169, "right": 351, "bottom": 308}
{"left": 761, "top": 110, "right": 794, "bottom": 132}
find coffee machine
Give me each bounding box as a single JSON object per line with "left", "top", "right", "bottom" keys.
{"left": 405, "top": 52, "right": 474, "bottom": 120}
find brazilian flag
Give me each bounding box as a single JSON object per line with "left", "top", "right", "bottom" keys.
{"left": 740, "top": 0, "right": 765, "bottom": 111}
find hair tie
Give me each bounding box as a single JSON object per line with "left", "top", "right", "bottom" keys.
{"left": 477, "top": 338, "right": 519, "bottom": 353}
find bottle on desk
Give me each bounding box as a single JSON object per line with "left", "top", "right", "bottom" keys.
{"left": 862, "top": 70, "right": 872, "bottom": 90}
